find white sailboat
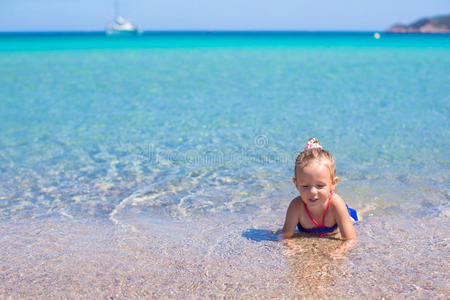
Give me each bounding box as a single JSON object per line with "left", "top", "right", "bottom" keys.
{"left": 106, "top": 0, "right": 139, "bottom": 35}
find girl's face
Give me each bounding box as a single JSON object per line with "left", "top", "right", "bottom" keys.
{"left": 293, "top": 161, "right": 338, "bottom": 208}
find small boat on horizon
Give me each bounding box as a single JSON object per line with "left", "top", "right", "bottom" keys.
{"left": 106, "top": 16, "right": 139, "bottom": 35}
{"left": 106, "top": 0, "right": 139, "bottom": 36}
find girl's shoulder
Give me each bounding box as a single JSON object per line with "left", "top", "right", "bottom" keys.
{"left": 286, "top": 196, "right": 307, "bottom": 215}
{"left": 329, "top": 192, "right": 350, "bottom": 215}
{"left": 331, "top": 192, "right": 345, "bottom": 206}
{"left": 289, "top": 196, "right": 304, "bottom": 208}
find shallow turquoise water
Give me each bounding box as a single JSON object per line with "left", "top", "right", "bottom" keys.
{"left": 0, "top": 32, "right": 449, "bottom": 298}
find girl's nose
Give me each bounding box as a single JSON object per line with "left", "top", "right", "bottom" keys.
{"left": 310, "top": 186, "right": 318, "bottom": 194}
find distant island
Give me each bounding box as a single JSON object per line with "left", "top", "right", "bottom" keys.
{"left": 388, "top": 14, "right": 450, "bottom": 33}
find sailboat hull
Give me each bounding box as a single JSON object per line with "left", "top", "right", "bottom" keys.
{"left": 106, "top": 15, "right": 139, "bottom": 36}
{"left": 106, "top": 28, "right": 139, "bottom": 36}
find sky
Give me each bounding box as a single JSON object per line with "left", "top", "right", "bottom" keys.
{"left": 0, "top": 0, "right": 449, "bottom": 32}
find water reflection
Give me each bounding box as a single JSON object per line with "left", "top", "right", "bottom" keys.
{"left": 282, "top": 234, "right": 345, "bottom": 298}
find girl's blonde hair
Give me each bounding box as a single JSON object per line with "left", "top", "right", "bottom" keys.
{"left": 294, "top": 138, "right": 336, "bottom": 180}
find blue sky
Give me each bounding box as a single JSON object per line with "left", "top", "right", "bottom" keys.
{"left": 0, "top": 0, "right": 449, "bottom": 32}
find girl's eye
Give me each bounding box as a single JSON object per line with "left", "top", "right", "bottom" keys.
{"left": 302, "top": 185, "right": 309, "bottom": 189}
{"left": 317, "top": 185, "right": 325, "bottom": 189}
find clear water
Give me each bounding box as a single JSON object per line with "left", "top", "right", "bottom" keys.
{"left": 0, "top": 32, "right": 449, "bottom": 298}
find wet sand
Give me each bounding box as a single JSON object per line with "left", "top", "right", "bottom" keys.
{"left": 1, "top": 209, "right": 448, "bottom": 299}
{"left": 1, "top": 215, "right": 297, "bottom": 299}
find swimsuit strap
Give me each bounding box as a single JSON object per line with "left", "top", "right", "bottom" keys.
{"left": 303, "top": 191, "right": 333, "bottom": 228}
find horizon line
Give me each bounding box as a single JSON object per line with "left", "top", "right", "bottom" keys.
{"left": 0, "top": 29, "right": 395, "bottom": 34}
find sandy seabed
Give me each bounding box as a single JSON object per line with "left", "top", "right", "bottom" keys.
{"left": 0, "top": 212, "right": 449, "bottom": 299}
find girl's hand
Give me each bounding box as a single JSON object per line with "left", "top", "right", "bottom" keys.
{"left": 282, "top": 238, "right": 302, "bottom": 256}
{"left": 330, "top": 248, "right": 346, "bottom": 260}
{"left": 330, "top": 238, "right": 357, "bottom": 260}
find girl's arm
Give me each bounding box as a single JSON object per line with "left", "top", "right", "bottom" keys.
{"left": 279, "top": 198, "right": 301, "bottom": 239}
{"left": 332, "top": 194, "right": 357, "bottom": 259}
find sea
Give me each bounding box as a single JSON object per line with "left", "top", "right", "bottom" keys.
{"left": 0, "top": 32, "right": 449, "bottom": 298}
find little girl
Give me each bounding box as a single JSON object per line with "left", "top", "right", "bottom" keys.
{"left": 280, "top": 138, "right": 358, "bottom": 257}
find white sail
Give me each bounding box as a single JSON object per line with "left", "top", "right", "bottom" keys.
{"left": 106, "top": 0, "right": 139, "bottom": 35}
{"left": 107, "top": 16, "right": 138, "bottom": 35}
